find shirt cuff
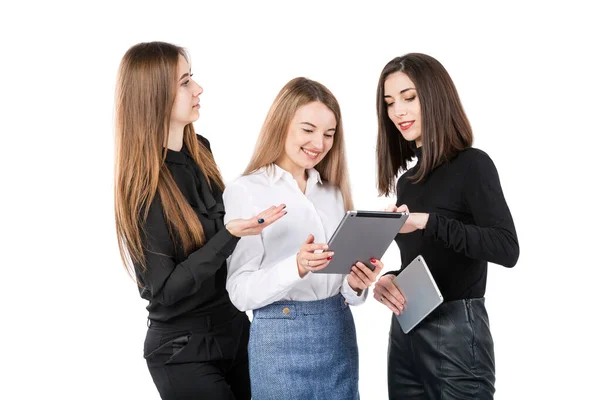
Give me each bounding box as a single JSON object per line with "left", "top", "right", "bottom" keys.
{"left": 341, "top": 276, "right": 368, "bottom": 306}
{"left": 212, "top": 228, "right": 241, "bottom": 258}
{"left": 423, "top": 213, "right": 439, "bottom": 237}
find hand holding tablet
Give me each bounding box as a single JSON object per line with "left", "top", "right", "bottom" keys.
{"left": 312, "top": 210, "right": 409, "bottom": 275}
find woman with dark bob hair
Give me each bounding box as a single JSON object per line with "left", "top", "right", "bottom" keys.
{"left": 373, "top": 53, "right": 519, "bottom": 399}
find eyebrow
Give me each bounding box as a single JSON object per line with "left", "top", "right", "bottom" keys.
{"left": 179, "top": 72, "right": 190, "bottom": 81}
{"left": 300, "top": 122, "right": 336, "bottom": 132}
{"left": 384, "top": 87, "right": 416, "bottom": 98}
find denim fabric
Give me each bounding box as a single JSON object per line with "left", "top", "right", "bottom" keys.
{"left": 388, "top": 298, "right": 495, "bottom": 400}
{"left": 249, "top": 294, "right": 359, "bottom": 400}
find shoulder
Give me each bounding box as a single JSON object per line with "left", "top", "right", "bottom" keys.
{"left": 320, "top": 180, "right": 342, "bottom": 197}
{"left": 456, "top": 147, "right": 494, "bottom": 164}
{"left": 230, "top": 168, "right": 271, "bottom": 188}
{"left": 195, "top": 134, "right": 211, "bottom": 151}
{"left": 223, "top": 169, "right": 270, "bottom": 199}
{"left": 456, "top": 148, "right": 500, "bottom": 181}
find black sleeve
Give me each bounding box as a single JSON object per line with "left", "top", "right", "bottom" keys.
{"left": 137, "top": 196, "right": 240, "bottom": 306}
{"left": 424, "top": 151, "right": 519, "bottom": 268}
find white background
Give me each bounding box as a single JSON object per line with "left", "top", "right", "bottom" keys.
{"left": 2, "top": 1, "right": 598, "bottom": 399}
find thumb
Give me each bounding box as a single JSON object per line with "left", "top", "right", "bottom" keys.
{"left": 397, "top": 204, "right": 410, "bottom": 213}
{"left": 385, "top": 204, "right": 397, "bottom": 212}
{"left": 305, "top": 234, "right": 315, "bottom": 244}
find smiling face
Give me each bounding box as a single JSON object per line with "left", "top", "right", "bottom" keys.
{"left": 276, "top": 101, "right": 337, "bottom": 177}
{"left": 384, "top": 71, "right": 422, "bottom": 147}
{"left": 170, "top": 54, "right": 203, "bottom": 130}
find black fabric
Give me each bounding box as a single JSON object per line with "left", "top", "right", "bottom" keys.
{"left": 133, "top": 135, "right": 249, "bottom": 398}
{"left": 135, "top": 135, "right": 240, "bottom": 322}
{"left": 388, "top": 298, "right": 495, "bottom": 400}
{"left": 144, "top": 310, "right": 251, "bottom": 400}
{"left": 389, "top": 147, "right": 519, "bottom": 301}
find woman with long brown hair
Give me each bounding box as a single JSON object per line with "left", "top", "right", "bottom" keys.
{"left": 372, "top": 53, "right": 519, "bottom": 399}
{"left": 223, "top": 77, "right": 382, "bottom": 399}
{"left": 114, "top": 41, "right": 286, "bottom": 399}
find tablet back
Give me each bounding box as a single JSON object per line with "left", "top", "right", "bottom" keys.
{"left": 393, "top": 255, "right": 443, "bottom": 333}
{"left": 314, "top": 210, "right": 408, "bottom": 275}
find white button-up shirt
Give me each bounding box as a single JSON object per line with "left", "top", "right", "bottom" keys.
{"left": 223, "top": 164, "right": 368, "bottom": 312}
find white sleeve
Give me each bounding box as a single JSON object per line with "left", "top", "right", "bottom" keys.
{"left": 223, "top": 182, "right": 304, "bottom": 311}
{"left": 341, "top": 275, "right": 369, "bottom": 306}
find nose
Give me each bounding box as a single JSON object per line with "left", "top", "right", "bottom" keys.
{"left": 312, "top": 136, "right": 324, "bottom": 150}
{"left": 393, "top": 102, "right": 407, "bottom": 118}
{"left": 193, "top": 80, "right": 203, "bottom": 96}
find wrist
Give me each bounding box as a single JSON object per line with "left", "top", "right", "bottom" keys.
{"left": 419, "top": 213, "right": 430, "bottom": 230}
{"left": 296, "top": 254, "right": 308, "bottom": 278}
{"left": 225, "top": 224, "right": 239, "bottom": 238}
{"left": 346, "top": 277, "right": 363, "bottom": 295}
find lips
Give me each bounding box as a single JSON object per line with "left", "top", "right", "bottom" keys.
{"left": 398, "top": 121, "right": 414, "bottom": 131}
{"left": 193, "top": 103, "right": 200, "bottom": 109}
{"left": 302, "top": 148, "right": 320, "bottom": 159}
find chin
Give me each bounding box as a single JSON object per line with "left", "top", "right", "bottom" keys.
{"left": 401, "top": 132, "right": 419, "bottom": 142}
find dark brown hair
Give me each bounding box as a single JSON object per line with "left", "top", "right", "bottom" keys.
{"left": 114, "top": 41, "right": 224, "bottom": 279}
{"left": 376, "top": 53, "right": 473, "bottom": 196}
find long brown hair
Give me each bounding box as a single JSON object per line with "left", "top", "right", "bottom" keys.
{"left": 244, "top": 77, "right": 354, "bottom": 211}
{"left": 376, "top": 53, "right": 473, "bottom": 196}
{"left": 114, "top": 41, "right": 224, "bottom": 278}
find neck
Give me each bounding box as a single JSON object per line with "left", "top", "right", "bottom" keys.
{"left": 416, "top": 138, "right": 422, "bottom": 148}
{"left": 275, "top": 158, "right": 307, "bottom": 183}
{"left": 167, "top": 125, "right": 185, "bottom": 151}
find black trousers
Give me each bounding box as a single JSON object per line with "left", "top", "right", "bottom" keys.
{"left": 388, "top": 298, "right": 495, "bottom": 400}
{"left": 144, "top": 310, "right": 251, "bottom": 400}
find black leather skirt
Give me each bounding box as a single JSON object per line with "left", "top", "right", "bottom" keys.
{"left": 388, "top": 298, "right": 495, "bottom": 400}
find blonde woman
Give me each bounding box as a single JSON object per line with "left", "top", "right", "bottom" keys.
{"left": 114, "top": 41, "right": 286, "bottom": 399}
{"left": 223, "top": 77, "right": 382, "bottom": 399}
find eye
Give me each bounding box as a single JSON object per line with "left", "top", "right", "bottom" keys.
{"left": 302, "top": 128, "right": 314, "bottom": 133}
{"left": 405, "top": 96, "right": 416, "bottom": 102}
{"left": 182, "top": 74, "right": 193, "bottom": 87}
{"left": 386, "top": 102, "right": 394, "bottom": 107}
{"left": 324, "top": 134, "right": 334, "bottom": 138}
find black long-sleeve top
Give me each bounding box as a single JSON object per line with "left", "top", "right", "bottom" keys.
{"left": 136, "top": 135, "right": 240, "bottom": 322}
{"left": 390, "top": 147, "right": 519, "bottom": 301}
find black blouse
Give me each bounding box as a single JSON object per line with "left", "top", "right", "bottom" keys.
{"left": 391, "top": 147, "right": 519, "bottom": 301}
{"left": 136, "top": 135, "right": 240, "bottom": 322}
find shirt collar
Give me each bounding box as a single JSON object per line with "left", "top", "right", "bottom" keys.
{"left": 266, "top": 163, "right": 323, "bottom": 185}
{"left": 164, "top": 144, "right": 190, "bottom": 165}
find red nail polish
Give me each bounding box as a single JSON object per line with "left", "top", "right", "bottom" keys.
{"left": 327, "top": 256, "right": 332, "bottom": 260}
{"left": 370, "top": 258, "right": 376, "bottom": 264}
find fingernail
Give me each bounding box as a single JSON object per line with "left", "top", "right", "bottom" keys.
{"left": 258, "top": 218, "right": 265, "bottom": 224}
{"left": 327, "top": 256, "right": 332, "bottom": 260}
{"left": 323, "top": 245, "right": 328, "bottom": 250}
{"left": 284, "top": 211, "right": 288, "bottom": 215}
{"left": 283, "top": 205, "right": 286, "bottom": 209}
{"left": 370, "top": 258, "right": 376, "bottom": 264}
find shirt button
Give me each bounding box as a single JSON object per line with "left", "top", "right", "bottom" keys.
{"left": 344, "top": 300, "right": 348, "bottom": 306}
{"left": 282, "top": 307, "right": 290, "bottom": 315}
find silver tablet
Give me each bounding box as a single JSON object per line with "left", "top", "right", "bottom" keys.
{"left": 313, "top": 210, "right": 408, "bottom": 275}
{"left": 394, "top": 255, "right": 443, "bottom": 333}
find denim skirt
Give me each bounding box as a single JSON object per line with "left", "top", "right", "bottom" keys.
{"left": 249, "top": 293, "right": 359, "bottom": 400}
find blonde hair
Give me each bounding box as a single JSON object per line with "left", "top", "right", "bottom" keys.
{"left": 114, "top": 41, "right": 224, "bottom": 279}
{"left": 244, "top": 77, "right": 354, "bottom": 211}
